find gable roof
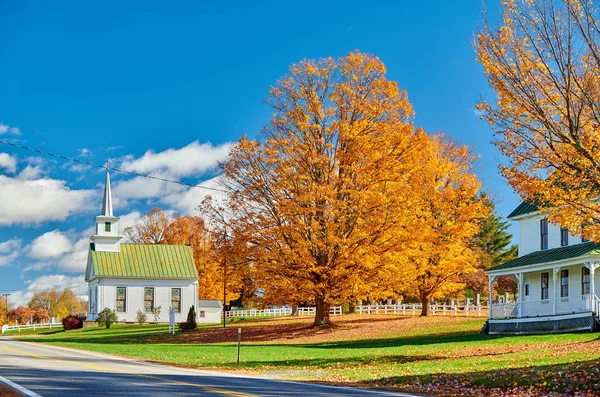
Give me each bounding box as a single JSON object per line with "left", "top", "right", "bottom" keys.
{"left": 198, "top": 300, "right": 223, "bottom": 309}
{"left": 88, "top": 244, "right": 198, "bottom": 280}
{"left": 507, "top": 201, "right": 539, "bottom": 219}
{"left": 486, "top": 242, "right": 600, "bottom": 273}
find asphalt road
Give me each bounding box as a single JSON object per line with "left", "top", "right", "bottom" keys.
{"left": 0, "top": 338, "right": 426, "bottom": 397}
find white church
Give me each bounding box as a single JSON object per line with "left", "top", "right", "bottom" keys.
{"left": 85, "top": 172, "right": 222, "bottom": 324}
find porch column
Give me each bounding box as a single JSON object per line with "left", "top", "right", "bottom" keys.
{"left": 552, "top": 267, "right": 560, "bottom": 315}
{"left": 586, "top": 261, "right": 599, "bottom": 297}
{"left": 488, "top": 275, "right": 496, "bottom": 319}
{"left": 516, "top": 272, "right": 522, "bottom": 318}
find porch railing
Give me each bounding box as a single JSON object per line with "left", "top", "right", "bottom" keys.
{"left": 491, "top": 294, "right": 600, "bottom": 319}
{"left": 490, "top": 302, "right": 518, "bottom": 319}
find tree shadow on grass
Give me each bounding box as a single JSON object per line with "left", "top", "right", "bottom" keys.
{"left": 318, "top": 358, "right": 600, "bottom": 396}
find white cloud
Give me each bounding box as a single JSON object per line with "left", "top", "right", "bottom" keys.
{"left": 0, "top": 238, "right": 21, "bottom": 254}
{"left": 23, "top": 262, "right": 51, "bottom": 272}
{"left": 57, "top": 236, "right": 89, "bottom": 272}
{"left": 120, "top": 141, "right": 232, "bottom": 178}
{"left": 0, "top": 175, "right": 94, "bottom": 225}
{"left": 0, "top": 123, "right": 21, "bottom": 136}
{"left": 29, "top": 230, "right": 73, "bottom": 259}
{"left": 0, "top": 153, "right": 17, "bottom": 173}
{"left": 18, "top": 165, "right": 42, "bottom": 179}
{"left": 119, "top": 211, "right": 142, "bottom": 233}
{"left": 163, "top": 176, "right": 228, "bottom": 215}
{"left": 10, "top": 274, "right": 87, "bottom": 308}
{"left": 113, "top": 176, "right": 173, "bottom": 200}
{"left": 0, "top": 238, "right": 21, "bottom": 267}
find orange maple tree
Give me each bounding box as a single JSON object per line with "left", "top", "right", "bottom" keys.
{"left": 477, "top": 0, "right": 600, "bottom": 240}
{"left": 398, "top": 136, "right": 490, "bottom": 315}
{"left": 220, "top": 51, "right": 428, "bottom": 326}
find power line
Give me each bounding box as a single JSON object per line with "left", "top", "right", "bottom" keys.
{"left": 0, "top": 284, "right": 89, "bottom": 294}
{"left": 0, "top": 139, "right": 228, "bottom": 193}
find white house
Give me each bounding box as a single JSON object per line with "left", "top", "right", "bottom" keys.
{"left": 85, "top": 171, "right": 200, "bottom": 324}
{"left": 485, "top": 202, "right": 600, "bottom": 334}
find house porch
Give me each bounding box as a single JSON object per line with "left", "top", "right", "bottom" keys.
{"left": 486, "top": 259, "right": 600, "bottom": 334}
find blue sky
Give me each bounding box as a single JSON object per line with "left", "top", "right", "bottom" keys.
{"left": 0, "top": 1, "right": 509, "bottom": 305}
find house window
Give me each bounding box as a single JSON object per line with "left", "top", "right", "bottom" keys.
{"left": 582, "top": 267, "right": 591, "bottom": 295}
{"left": 171, "top": 288, "right": 182, "bottom": 313}
{"left": 105, "top": 222, "right": 111, "bottom": 232}
{"left": 524, "top": 284, "right": 530, "bottom": 297}
{"left": 560, "top": 227, "right": 569, "bottom": 246}
{"left": 144, "top": 287, "right": 154, "bottom": 312}
{"left": 582, "top": 224, "right": 590, "bottom": 242}
{"left": 199, "top": 311, "right": 206, "bottom": 318}
{"left": 561, "top": 270, "right": 569, "bottom": 297}
{"left": 116, "top": 287, "right": 126, "bottom": 312}
{"left": 541, "top": 272, "right": 549, "bottom": 300}
{"left": 540, "top": 219, "right": 548, "bottom": 250}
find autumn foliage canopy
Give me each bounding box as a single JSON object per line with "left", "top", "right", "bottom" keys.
{"left": 215, "top": 51, "right": 488, "bottom": 325}
{"left": 477, "top": 0, "right": 600, "bottom": 241}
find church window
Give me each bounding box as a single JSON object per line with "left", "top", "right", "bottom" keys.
{"left": 144, "top": 287, "right": 154, "bottom": 312}
{"left": 116, "top": 287, "right": 126, "bottom": 312}
{"left": 105, "top": 222, "right": 111, "bottom": 232}
{"left": 171, "top": 288, "right": 182, "bottom": 313}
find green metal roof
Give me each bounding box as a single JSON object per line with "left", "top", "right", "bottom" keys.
{"left": 90, "top": 244, "right": 198, "bottom": 279}
{"left": 507, "top": 201, "right": 539, "bottom": 218}
{"left": 487, "top": 242, "right": 600, "bottom": 272}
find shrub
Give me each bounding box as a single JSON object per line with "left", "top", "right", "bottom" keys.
{"left": 7, "top": 306, "right": 34, "bottom": 325}
{"left": 178, "top": 306, "right": 197, "bottom": 331}
{"left": 62, "top": 315, "right": 82, "bottom": 331}
{"left": 33, "top": 309, "right": 50, "bottom": 323}
{"left": 186, "top": 305, "right": 196, "bottom": 329}
{"left": 136, "top": 310, "right": 147, "bottom": 325}
{"left": 151, "top": 306, "right": 161, "bottom": 323}
{"left": 96, "top": 308, "right": 118, "bottom": 329}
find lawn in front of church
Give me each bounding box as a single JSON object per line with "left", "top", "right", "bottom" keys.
{"left": 15, "top": 315, "right": 600, "bottom": 397}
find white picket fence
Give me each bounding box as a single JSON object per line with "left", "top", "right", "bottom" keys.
{"left": 1, "top": 321, "right": 63, "bottom": 334}
{"left": 225, "top": 306, "right": 343, "bottom": 318}
{"left": 357, "top": 304, "right": 488, "bottom": 317}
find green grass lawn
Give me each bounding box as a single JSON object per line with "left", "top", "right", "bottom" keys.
{"left": 16, "top": 316, "right": 600, "bottom": 396}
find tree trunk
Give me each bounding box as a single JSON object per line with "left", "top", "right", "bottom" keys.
{"left": 348, "top": 301, "right": 356, "bottom": 314}
{"left": 420, "top": 295, "right": 429, "bottom": 317}
{"left": 313, "top": 295, "right": 331, "bottom": 327}
{"left": 291, "top": 305, "right": 299, "bottom": 316}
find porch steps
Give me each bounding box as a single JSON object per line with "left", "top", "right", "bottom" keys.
{"left": 480, "top": 320, "right": 490, "bottom": 335}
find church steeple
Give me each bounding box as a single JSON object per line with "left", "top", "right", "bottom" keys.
{"left": 101, "top": 171, "right": 113, "bottom": 217}
{"left": 91, "top": 170, "right": 122, "bottom": 252}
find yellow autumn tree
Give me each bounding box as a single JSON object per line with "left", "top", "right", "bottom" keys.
{"left": 221, "top": 51, "right": 427, "bottom": 326}
{"left": 28, "top": 290, "right": 60, "bottom": 317}
{"left": 477, "top": 0, "right": 600, "bottom": 240}
{"left": 399, "top": 135, "right": 489, "bottom": 316}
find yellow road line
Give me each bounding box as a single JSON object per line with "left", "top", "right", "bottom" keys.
{"left": 0, "top": 345, "right": 259, "bottom": 397}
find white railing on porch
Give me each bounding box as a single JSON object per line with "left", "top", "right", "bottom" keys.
{"left": 357, "top": 304, "right": 488, "bottom": 317}
{"left": 490, "top": 302, "right": 518, "bottom": 319}
{"left": 1, "top": 321, "right": 62, "bottom": 334}
{"left": 225, "top": 306, "right": 343, "bottom": 318}
{"left": 491, "top": 294, "right": 600, "bottom": 319}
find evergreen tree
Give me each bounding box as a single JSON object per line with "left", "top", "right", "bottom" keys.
{"left": 472, "top": 193, "right": 517, "bottom": 270}
{"left": 465, "top": 194, "right": 518, "bottom": 298}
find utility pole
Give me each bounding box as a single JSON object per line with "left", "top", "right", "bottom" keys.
{"left": 2, "top": 293, "right": 10, "bottom": 325}
{"left": 223, "top": 226, "right": 228, "bottom": 328}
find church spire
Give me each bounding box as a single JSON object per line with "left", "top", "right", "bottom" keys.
{"left": 91, "top": 168, "right": 122, "bottom": 253}
{"left": 101, "top": 170, "right": 113, "bottom": 217}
